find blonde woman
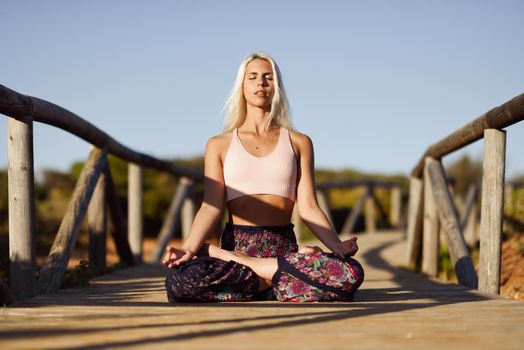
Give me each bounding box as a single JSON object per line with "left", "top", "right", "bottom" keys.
{"left": 164, "top": 52, "right": 358, "bottom": 301}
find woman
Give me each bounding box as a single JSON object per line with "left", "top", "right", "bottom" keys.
{"left": 165, "top": 238, "right": 364, "bottom": 302}
{"left": 164, "top": 52, "right": 355, "bottom": 300}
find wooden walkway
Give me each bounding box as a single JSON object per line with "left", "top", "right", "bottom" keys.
{"left": 1, "top": 232, "right": 524, "bottom": 350}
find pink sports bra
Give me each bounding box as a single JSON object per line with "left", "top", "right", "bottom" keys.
{"left": 223, "top": 127, "right": 298, "bottom": 202}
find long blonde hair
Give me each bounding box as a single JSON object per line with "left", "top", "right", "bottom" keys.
{"left": 223, "top": 52, "right": 294, "bottom": 134}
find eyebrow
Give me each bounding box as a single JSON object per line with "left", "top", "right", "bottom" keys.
{"left": 246, "top": 72, "right": 273, "bottom": 75}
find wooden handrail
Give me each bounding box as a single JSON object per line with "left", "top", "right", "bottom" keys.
{"left": 0, "top": 84, "right": 203, "bottom": 180}
{"left": 317, "top": 179, "right": 400, "bottom": 190}
{"left": 411, "top": 93, "right": 524, "bottom": 178}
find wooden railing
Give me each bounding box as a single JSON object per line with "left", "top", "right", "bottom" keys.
{"left": 1, "top": 84, "right": 203, "bottom": 301}
{"left": 315, "top": 180, "right": 402, "bottom": 235}
{"left": 405, "top": 93, "right": 524, "bottom": 294}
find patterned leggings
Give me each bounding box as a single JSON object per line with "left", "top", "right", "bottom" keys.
{"left": 165, "top": 223, "right": 298, "bottom": 302}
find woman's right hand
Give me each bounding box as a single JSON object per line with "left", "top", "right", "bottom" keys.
{"left": 163, "top": 246, "right": 195, "bottom": 268}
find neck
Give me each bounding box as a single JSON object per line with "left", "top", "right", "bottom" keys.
{"left": 243, "top": 105, "right": 274, "bottom": 135}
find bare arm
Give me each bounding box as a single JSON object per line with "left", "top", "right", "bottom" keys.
{"left": 294, "top": 133, "right": 356, "bottom": 258}
{"left": 164, "top": 136, "right": 226, "bottom": 264}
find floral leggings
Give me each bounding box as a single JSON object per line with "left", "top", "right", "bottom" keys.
{"left": 165, "top": 223, "right": 298, "bottom": 302}
{"left": 165, "top": 223, "right": 365, "bottom": 302}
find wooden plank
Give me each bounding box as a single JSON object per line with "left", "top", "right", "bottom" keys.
{"left": 128, "top": 163, "right": 143, "bottom": 264}
{"left": 88, "top": 155, "right": 107, "bottom": 274}
{"left": 426, "top": 158, "right": 478, "bottom": 288}
{"left": 291, "top": 203, "right": 303, "bottom": 242}
{"left": 340, "top": 189, "right": 367, "bottom": 234}
{"left": 422, "top": 158, "right": 439, "bottom": 277}
{"left": 504, "top": 184, "right": 514, "bottom": 217}
{"left": 368, "top": 188, "right": 389, "bottom": 227}
{"left": 364, "top": 187, "right": 376, "bottom": 233}
{"left": 461, "top": 183, "right": 479, "bottom": 248}
{"left": 7, "top": 116, "right": 36, "bottom": 300}
{"left": 390, "top": 186, "right": 401, "bottom": 227}
{"left": 37, "top": 147, "right": 108, "bottom": 294}
{"left": 479, "top": 129, "right": 506, "bottom": 294}
{"left": 2, "top": 232, "right": 524, "bottom": 350}
{"left": 317, "top": 179, "right": 399, "bottom": 190}
{"left": 316, "top": 189, "right": 334, "bottom": 227}
{"left": 105, "top": 166, "right": 135, "bottom": 266}
{"left": 150, "top": 177, "right": 192, "bottom": 262}
{"left": 405, "top": 176, "right": 423, "bottom": 269}
{"left": 181, "top": 181, "right": 196, "bottom": 240}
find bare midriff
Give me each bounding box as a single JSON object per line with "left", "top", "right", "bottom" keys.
{"left": 227, "top": 194, "right": 294, "bottom": 226}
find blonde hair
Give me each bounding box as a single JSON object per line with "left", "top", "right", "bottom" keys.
{"left": 223, "top": 52, "right": 294, "bottom": 134}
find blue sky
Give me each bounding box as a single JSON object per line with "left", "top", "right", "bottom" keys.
{"left": 1, "top": 0, "right": 523, "bottom": 178}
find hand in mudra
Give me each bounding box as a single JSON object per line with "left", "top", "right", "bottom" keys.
{"left": 163, "top": 246, "right": 195, "bottom": 268}
{"left": 331, "top": 236, "right": 359, "bottom": 258}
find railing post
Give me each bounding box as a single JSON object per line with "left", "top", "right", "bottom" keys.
{"left": 422, "top": 157, "right": 439, "bottom": 277}
{"left": 405, "top": 176, "right": 423, "bottom": 269}
{"left": 37, "top": 148, "right": 108, "bottom": 294}
{"left": 426, "top": 157, "right": 478, "bottom": 288}
{"left": 181, "top": 180, "right": 196, "bottom": 241}
{"left": 88, "top": 150, "right": 107, "bottom": 274}
{"left": 7, "top": 116, "right": 36, "bottom": 300}
{"left": 479, "top": 129, "right": 506, "bottom": 294}
{"left": 504, "top": 184, "right": 514, "bottom": 217}
{"left": 128, "top": 163, "right": 143, "bottom": 264}
{"left": 390, "top": 185, "right": 401, "bottom": 227}
{"left": 150, "top": 176, "right": 192, "bottom": 262}
{"left": 291, "top": 203, "right": 303, "bottom": 242}
{"left": 341, "top": 188, "right": 367, "bottom": 235}
{"left": 316, "top": 189, "right": 334, "bottom": 227}
{"left": 364, "top": 186, "right": 376, "bottom": 233}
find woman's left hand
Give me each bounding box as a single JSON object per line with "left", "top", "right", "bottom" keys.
{"left": 332, "top": 236, "right": 359, "bottom": 258}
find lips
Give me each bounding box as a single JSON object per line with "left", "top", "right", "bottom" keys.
{"left": 255, "top": 91, "right": 266, "bottom": 97}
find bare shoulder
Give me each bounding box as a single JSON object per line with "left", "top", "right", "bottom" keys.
{"left": 206, "top": 130, "right": 235, "bottom": 162}
{"left": 288, "top": 129, "right": 314, "bottom": 157}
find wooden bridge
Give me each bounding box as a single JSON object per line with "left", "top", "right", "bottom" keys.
{"left": 2, "top": 232, "right": 524, "bottom": 349}
{"left": 1, "top": 85, "right": 524, "bottom": 349}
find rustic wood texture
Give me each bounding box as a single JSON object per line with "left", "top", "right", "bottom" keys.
{"left": 128, "top": 163, "right": 144, "bottom": 264}
{"left": 37, "top": 148, "right": 108, "bottom": 294}
{"left": 340, "top": 190, "right": 367, "bottom": 234}
{"left": 181, "top": 188, "right": 196, "bottom": 240}
{"left": 461, "top": 183, "right": 479, "bottom": 248}
{"left": 479, "top": 129, "right": 506, "bottom": 294}
{"left": 426, "top": 158, "right": 478, "bottom": 288}
{"left": 411, "top": 92, "right": 524, "bottom": 177}
{"left": 105, "top": 166, "right": 135, "bottom": 266}
{"left": 291, "top": 204, "right": 303, "bottom": 242}
{"left": 390, "top": 186, "right": 401, "bottom": 227}
{"left": 405, "top": 177, "right": 423, "bottom": 269}
{"left": 150, "top": 177, "right": 193, "bottom": 262}
{"left": 368, "top": 189, "right": 389, "bottom": 228}
{"left": 364, "top": 190, "right": 376, "bottom": 233}
{"left": 88, "top": 162, "right": 107, "bottom": 274}
{"left": 316, "top": 189, "right": 334, "bottom": 227}
{"left": 2, "top": 232, "right": 524, "bottom": 350}
{"left": 422, "top": 158, "right": 439, "bottom": 277}
{"left": 7, "top": 116, "right": 37, "bottom": 300}
{"left": 0, "top": 84, "right": 203, "bottom": 181}
{"left": 317, "top": 179, "right": 399, "bottom": 190}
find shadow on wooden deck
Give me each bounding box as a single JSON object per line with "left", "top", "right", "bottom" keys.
{"left": 1, "top": 232, "right": 523, "bottom": 350}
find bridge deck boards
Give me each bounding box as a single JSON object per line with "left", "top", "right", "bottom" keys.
{"left": 1, "top": 232, "right": 523, "bottom": 349}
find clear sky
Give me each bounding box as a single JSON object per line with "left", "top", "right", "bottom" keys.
{"left": 1, "top": 0, "right": 523, "bottom": 179}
